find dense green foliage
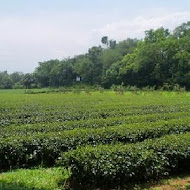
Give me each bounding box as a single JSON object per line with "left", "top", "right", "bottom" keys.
{"left": 1, "top": 91, "right": 190, "bottom": 189}
{"left": 1, "top": 116, "right": 190, "bottom": 170}
{"left": 58, "top": 133, "right": 190, "bottom": 189}
{"left": 187, "top": 184, "right": 190, "bottom": 189}
{"left": 1, "top": 21, "right": 190, "bottom": 90}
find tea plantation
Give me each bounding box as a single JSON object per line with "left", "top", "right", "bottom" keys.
{"left": 0, "top": 90, "right": 190, "bottom": 189}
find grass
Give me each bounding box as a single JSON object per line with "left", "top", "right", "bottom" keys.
{"left": 0, "top": 168, "right": 69, "bottom": 190}
{"left": 1, "top": 168, "right": 190, "bottom": 190}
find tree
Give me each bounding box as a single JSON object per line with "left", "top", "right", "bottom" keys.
{"left": 4, "top": 21, "right": 189, "bottom": 90}
{"left": 145, "top": 27, "right": 170, "bottom": 43}
{"left": 10, "top": 72, "right": 23, "bottom": 83}
{"left": 173, "top": 21, "right": 190, "bottom": 38}
{"left": 21, "top": 73, "right": 34, "bottom": 89}
{"left": 109, "top": 40, "right": 116, "bottom": 49}
{"left": 101, "top": 36, "right": 117, "bottom": 49}
{"left": 101, "top": 36, "right": 108, "bottom": 47}
{"left": 74, "top": 56, "right": 94, "bottom": 84}
{"left": 1, "top": 75, "right": 13, "bottom": 89}
{"left": 101, "top": 38, "right": 138, "bottom": 76}
{"left": 0, "top": 71, "right": 13, "bottom": 89}
{"left": 34, "top": 60, "right": 59, "bottom": 87}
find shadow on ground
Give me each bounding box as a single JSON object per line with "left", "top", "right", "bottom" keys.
{"left": 0, "top": 181, "right": 48, "bottom": 190}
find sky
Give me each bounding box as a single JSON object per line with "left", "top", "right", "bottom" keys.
{"left": 0, "top": 0, "right": 190, "bottom": 73}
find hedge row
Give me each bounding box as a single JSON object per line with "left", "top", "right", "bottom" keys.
{"left": 1, "top": 111, "right": 190, "bottom": 138}
{"left": 1, "top": 117, "right": 190, "bottom": 170}
{"left": 57, "top": 133, "right": 190, "bottom": 189}
{"left": 0, "top": 103, "right": 189, "bottom": 127}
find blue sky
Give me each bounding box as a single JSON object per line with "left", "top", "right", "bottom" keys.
{"left": 0, "top": 0, "right": 190, "bottom": 73}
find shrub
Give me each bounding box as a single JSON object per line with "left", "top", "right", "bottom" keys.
{"left": 1, "top": 117, "right": 190, "bottom": 171}
{"left": 57, "top": 133, "right": 190, "bottom": 189}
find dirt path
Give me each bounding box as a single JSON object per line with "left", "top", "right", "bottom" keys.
{"left": 150, "top": 176, "right": 190, "bottom": 190}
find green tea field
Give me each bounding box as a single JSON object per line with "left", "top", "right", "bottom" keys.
{"left": 0, "top": 90, "right": 190, "bottom": 189}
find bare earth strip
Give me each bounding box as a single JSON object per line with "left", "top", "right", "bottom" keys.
{"left": 149, "top": 176, "right": 190, "bottom": 190}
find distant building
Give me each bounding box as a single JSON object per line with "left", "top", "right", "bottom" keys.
{"left": 76, "top": 76, "right": 81, "bottom": 82}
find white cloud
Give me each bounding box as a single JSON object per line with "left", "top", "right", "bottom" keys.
{"left": 93, "top": 11, "right": 190, "bottom": 40}
{"left": 0, "top": 10, "right": 190, "bottom": 73}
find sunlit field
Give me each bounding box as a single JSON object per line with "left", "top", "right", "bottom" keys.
{"left": 1, "top": 90, "right": 190, "bottom": 189}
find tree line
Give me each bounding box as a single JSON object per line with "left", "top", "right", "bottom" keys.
{"left": 0, "top": 21, "right": 190, "bottom": 90}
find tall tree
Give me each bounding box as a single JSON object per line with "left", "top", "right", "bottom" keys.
{"left": 101, "top": 36, "right": 109, "bottom": 48}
